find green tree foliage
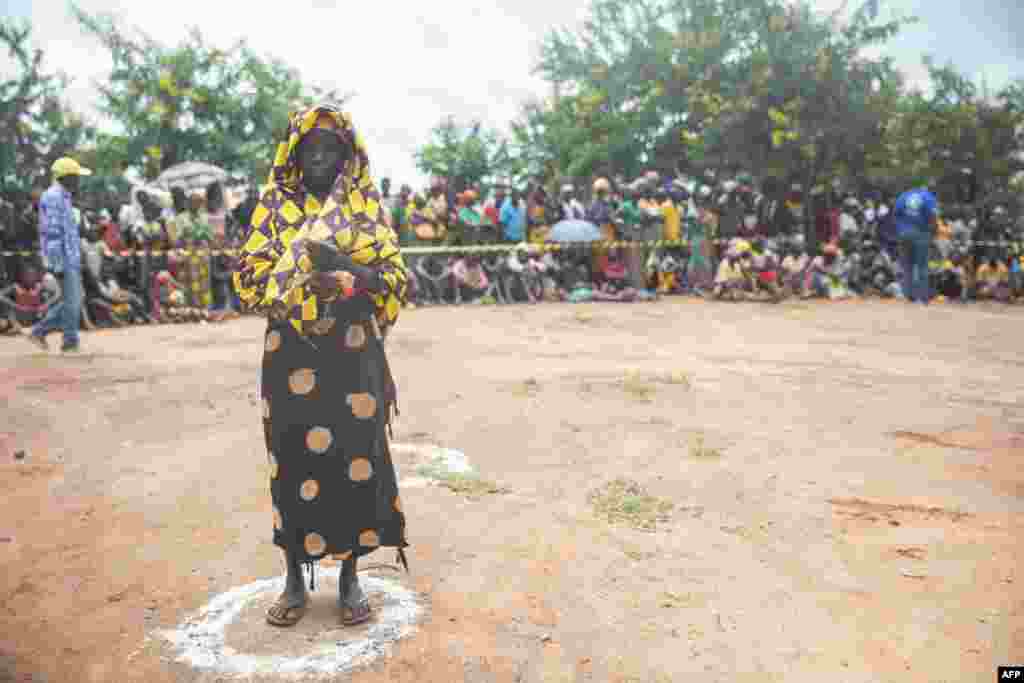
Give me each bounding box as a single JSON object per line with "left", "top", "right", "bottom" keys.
{"left": 70, "top": 3, "right": 347, "bottom": 183}
{"left": 0, "top": 17, "right": 97, "bottom": 195}
{"left": 881, "top": 59, "right": 1024, "bottom": 195}
{"left": 414, "top": 116, "right": 517, "bottom": 191}
{"left": 524, "top": 0, "right": 914, "bottom": 191}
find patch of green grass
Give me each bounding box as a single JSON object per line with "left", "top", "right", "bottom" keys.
{"left": 660, "top": 369, "right": 693, "bottom": 389}
{"left": 587, "top": 478, "right": 674, "bottom": 531}
{"left": 511, "top": 377, "right": 541, "bottom": 397}
{"left": 638, "top": 621, "right": 661, "bottom": 640}
{"left": 438, "top": 472, "right": 506, "bottom": 497}
{"left": 415, "top": 459, "right": 505, "bottom": 498}
{"left": 659, "top": 591, "right": 707, "bottom": 608}
{"left": 689, "top": 433, "right": 722, "bottom": 458}
{"left": 608, "top": 656, "right": 645, "bottom": 682}
{"left": 622, "top": 371, "right": 656, "bottom": 401}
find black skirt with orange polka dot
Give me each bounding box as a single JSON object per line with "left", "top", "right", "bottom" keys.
{"left": 261, "top": 294, "right": 407, "bottom": 571}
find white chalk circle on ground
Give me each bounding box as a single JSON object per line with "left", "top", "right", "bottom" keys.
{"left": 157, "top": 442, "right": 465, "bottom": 678}
{"left": 159, "top": 573, "right": 425, "bottom": 678}
{"left": 390, "top": 442, "right": 474, "bottom": 488}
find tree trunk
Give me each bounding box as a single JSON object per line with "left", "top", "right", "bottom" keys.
{"left": 802, "top": 160, "right": 816, "bottom": 253}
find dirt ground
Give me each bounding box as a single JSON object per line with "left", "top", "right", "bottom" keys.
{"left": 0, "top": 298, "right": 1022, "bottom": 683}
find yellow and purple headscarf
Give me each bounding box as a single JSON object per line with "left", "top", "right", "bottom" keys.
{"left": 233, "top": 105, "right": 408, "bottom": 336}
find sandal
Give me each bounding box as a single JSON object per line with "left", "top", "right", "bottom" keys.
{"left": 340, "top": 597, "right": 372, "bottom": 626}
{"left": 266, "top": 595, "right": 308, "bottom": 627}
{"left": 339, "top": 570, "right": 373, "bottom": 627}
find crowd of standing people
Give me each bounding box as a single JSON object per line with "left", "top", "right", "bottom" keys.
{"left": 378, "top": 170, "right": 1023, "bottom": 307}
{"left": 1, "top": 157, "right": 248, "bottom": 349}
{"left": 2, "top": 154, "right": 1022, "bottom": 352}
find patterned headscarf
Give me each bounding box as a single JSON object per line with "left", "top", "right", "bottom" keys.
{"left": 233, "top": 104, "right": 408, "bottom": 336}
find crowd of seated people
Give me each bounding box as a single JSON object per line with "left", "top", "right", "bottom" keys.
{"left": 2, "top": 169, "right": 1022, "bottom": 337}
{"left": 0, "top": 181, "right": 252, "bottom": 336}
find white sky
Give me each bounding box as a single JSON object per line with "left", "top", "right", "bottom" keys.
{"left": 3, "top": 0, "right": 1022, "bottom": 187}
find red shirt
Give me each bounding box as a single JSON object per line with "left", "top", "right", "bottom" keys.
{"left": 102, "top": 221, "right": 124, "bottom": 252}
{"left": 15, "top": 284, "right": 44, "bottom": 311}
{"left": 816, "top": 209, "right": 840, "bottom": 244}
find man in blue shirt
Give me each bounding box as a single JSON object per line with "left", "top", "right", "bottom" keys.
{"left": 892, "top": 183, "right": 938, "bottom": 304}
{"left": 26, "top": 157, "right": 91, "bottom": 352}
{"left": 499, "top": 189, "right": 525, "bottom": 243}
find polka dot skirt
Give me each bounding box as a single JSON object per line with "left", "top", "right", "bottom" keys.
{"left": 261, "top": 298, "right": 407, "bottom": 569}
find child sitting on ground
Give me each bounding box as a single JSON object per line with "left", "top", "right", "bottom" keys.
{"left": 153, "top": 271, "right": 195, "bottom": 323}
{"left": 0, "top": 264, "right": 52, "bottom": 332}
{"left": 713, "top": 244, "right": 752, "bottom": 301}
{"left": 538, "top": 250, "right": 567, "bottom": 302}
{"left": 592, "top": 249, "right": 648, "bottom": 301}
{"left": 975, "top": 253, "right": 1010, "bottom": 302}
{"left": 1009, "top": 253, "right": 1022, "bottom": 303}
{"left": 750, "top": 239, "right": 783, "bottom": 301}
{"left": 98, "top": 248, "right": 151, "bottom": 324}
{"left": 780, "top": 245, "right": 809, "bottom": 297}
{"left": 865, "top": 248, "right": 901, "bottom": 298}
{"left": 656, "top": 248, "right": 687, "bottom": 294}
{"left": 451, "top": 253, "right": 490, "bottom": 304}
{"left": 805, "top": 243, "right": 851, "bottom": 300}
{"left": 566, "top": 265, "right": 595, "bottom": 303}
{"left": 933, "top": 252, "right": 967, "bottom": 302}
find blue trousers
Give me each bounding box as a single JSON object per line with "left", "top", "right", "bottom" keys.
{"left": 899, "top": 231, "right": 931, "bottom": 303}
{"left": 32, "top": 270, "right": 82, "bottom": 346}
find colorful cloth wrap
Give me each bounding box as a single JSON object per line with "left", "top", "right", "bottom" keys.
{"left": 232, "top": 105, "right": 409, "bottom": 337}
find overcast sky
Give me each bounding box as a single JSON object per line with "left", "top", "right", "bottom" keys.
{"left": 3, "top": 0, "right": 1022, "bottom": 187}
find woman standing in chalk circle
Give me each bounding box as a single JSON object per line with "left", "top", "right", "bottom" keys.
{"left": 233, "top": 104, "right": 410, "bottom": 629}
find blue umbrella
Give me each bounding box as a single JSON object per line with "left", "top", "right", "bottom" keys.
{"left": 549, "top": 219, "right": 603, "bottom": 243}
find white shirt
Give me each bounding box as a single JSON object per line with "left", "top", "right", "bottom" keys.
{"left": 839, "top": 212, "right": 859, "bottom": 236}
{"left": 505, "top": 252, "right": 525, "bottom": 273}
{"left": 561, "top": 199, "right": 586, "bottom": 220}
{"left": 42, "top": 272, "right": 61, "bottom": 299}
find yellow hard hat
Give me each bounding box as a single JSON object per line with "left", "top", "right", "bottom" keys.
{"left": 51, "top": 157, "right": 92, "bottom": 179}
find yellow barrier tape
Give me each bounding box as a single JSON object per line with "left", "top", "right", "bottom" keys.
{"left": 400, "top": 239, "right": 690, "bottom": 254}
{"left": 2, "top": 239, "right": 1021, "bottom": 258}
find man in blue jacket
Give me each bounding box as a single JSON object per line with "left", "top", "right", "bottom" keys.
{"left": 499, "top": 189, "right": 525, "bottom": 243}
{"left": 892, "top": 183, "right": 938, "bottom": 304}
{"left": 26, "top": 157, "right": 91, "bottom": 352}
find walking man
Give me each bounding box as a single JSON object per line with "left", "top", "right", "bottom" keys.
{"left": 26, "top": 157, "right": 91, "bottom": 352}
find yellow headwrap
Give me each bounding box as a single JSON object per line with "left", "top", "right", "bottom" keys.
{"left": 233, "top": 104, "right": 408, "bottom": 336}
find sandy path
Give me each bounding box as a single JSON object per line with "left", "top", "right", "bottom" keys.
{"left": 0, "top": 299, "right": 1021, "bottom": 683}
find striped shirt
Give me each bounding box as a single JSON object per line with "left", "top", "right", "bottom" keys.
{"left": 39, "top": 183, "right": 80, "bottom": 273}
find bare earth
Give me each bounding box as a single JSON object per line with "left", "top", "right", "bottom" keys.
{"left": 0, "top": 299, "right": 1021, "bottom": 683}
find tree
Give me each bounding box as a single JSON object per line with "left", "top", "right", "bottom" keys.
{"left": 0, "top": 17, "right": 97, "bottom": 196}
{"left": 70, "top": 3, "right": 348, "bottom": 183}
{"left": 879, "top": 60, "right": 1024, "bottom": 198}
{"left": 525, "top": 0, "right": 912, "bottom": 200}
{"left": 413, "top": 116, "right": 517, "bottom": 191}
